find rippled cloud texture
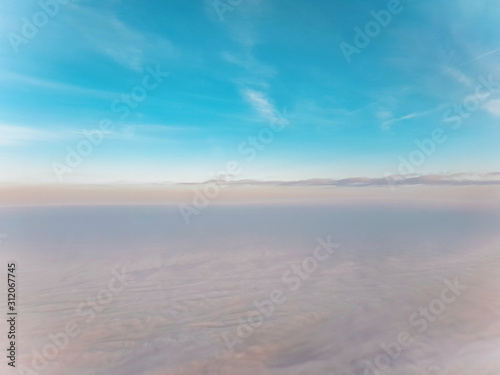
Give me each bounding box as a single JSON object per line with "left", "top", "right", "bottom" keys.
{"left": 1, "top": 203, "right": 499, "bottom": 374}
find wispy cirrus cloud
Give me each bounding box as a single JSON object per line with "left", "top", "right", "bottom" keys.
{"left": 380, "top": 104, "right": 447, "bottom": 130}
{"left": 483, "top": 98, "right": 500, "bottom": 117}
{"left": 0, "top": 124, "right": 62, "bottom": 146}
{"left": 462, "top": 46, "right": 500, "bottom": 65}
{"left": 0, "top": 71, "right": 118, "bottom": 99}
{"left": 381, "top": 112, "right": 420, "bottom": 131}
{"left": 68, "top": 4, "right": 178, "bottom": 71}
{"left": 444, "top": 66, "right": 474, "bottom": 88}
{"left": 243, "top": 89, "right": 277, "bottom": 122}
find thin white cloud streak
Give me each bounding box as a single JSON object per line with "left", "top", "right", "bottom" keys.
{"left": 69, "top": 123, "right": 201, "bottom": 142}
{"left": 0, "top": 71, "right": 118, "bottom": 99}
{"left": 444, "top": 66, "right": 474, "bottom": 88}
{"left": 483, "top": 98, "right": 500, "bottom": 117}
{"left": 461, "top": 46, "right": 500, "bottom": 66}
{"left": 68, "top": 4, "right": 178, "bottom": 71}
{"left": 381, "top": 112, "right": 418, "bottom": 130}
{"left": 243, "top": 89, "right": 278, "bottom": 122}
{"left": 0, "top": 124, "right": 62, "bottom": 146}
{"left": 381, "top": 104, "right": 448, "bottom": 130}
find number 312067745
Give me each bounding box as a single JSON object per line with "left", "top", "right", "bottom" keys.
{"left": 7, "top": 263, "right": 16, "bottom": 311}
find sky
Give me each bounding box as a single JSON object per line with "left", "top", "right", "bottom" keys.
{"left": 0, "top": 0, "right": 499, "bottom": 184}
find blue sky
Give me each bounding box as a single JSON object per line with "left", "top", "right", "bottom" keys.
{"left": 0, "top": 0, "right": 499, "bottom": 184}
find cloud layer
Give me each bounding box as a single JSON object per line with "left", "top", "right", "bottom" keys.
{"left": 2, "top": 205, "right": 500, "bottom": 374}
